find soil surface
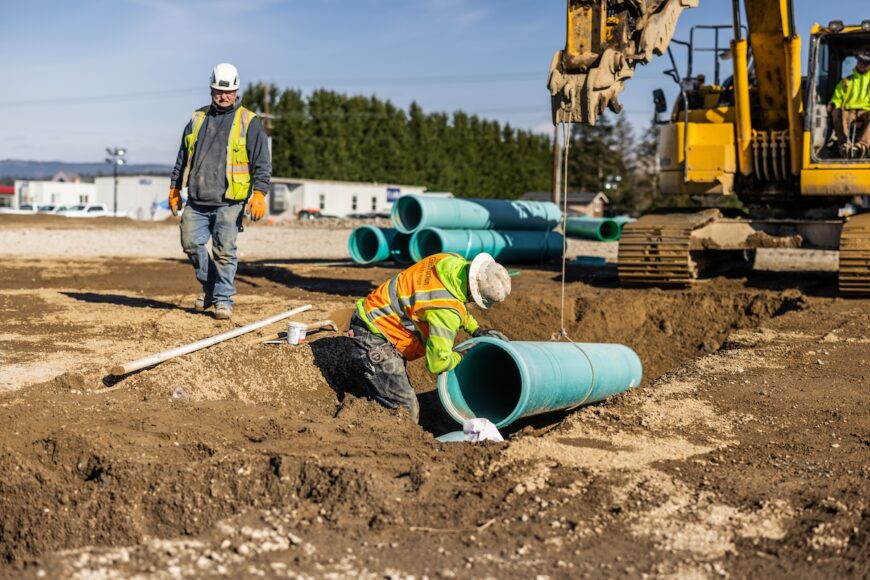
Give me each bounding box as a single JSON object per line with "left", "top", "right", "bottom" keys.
{"left": 0, "top": 217, "right": 867, "bottom": 579}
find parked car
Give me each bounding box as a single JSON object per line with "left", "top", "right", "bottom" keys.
{"left": 297, "top": 208, "right": 337, "bottom": 220}
{"left": 37, "top": 204, "right": 69, "bottom": 214}
{"left": 0, "top": 204, "right": 38, "bottom": 215}
{"left": 347, "top": 212, "right": 391, "bottom": 220}
{"left": 58, "top": 204, "right": 126, "bottom": 218}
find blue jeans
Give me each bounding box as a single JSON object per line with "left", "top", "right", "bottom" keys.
{"left": 179, "top": 202, "right": 245, "bottom": 306}
{"left": 348, "top": 312, "right": 419, "bottom": 422}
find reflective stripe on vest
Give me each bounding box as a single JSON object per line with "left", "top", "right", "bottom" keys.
{"left": 182, "top": 106, "right": 256, "bottom": 201}
{"left": 363, "top": 253, "right": 468, "bottom": 360}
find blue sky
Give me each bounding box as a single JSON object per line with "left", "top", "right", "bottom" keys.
{"left": 1, "top": 0, "right": 863, "bottom": 164}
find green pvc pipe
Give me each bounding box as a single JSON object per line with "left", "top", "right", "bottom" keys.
{"left": 613, "top": 216, "right": 635, "bottom": 236}
{"left": 409, "top": 227, "right": 564, "bottom": 264}
{"left": 438, "top": 338, "right": 642, "bottom": 428}
{"left": 348, "top": 226, "right": 395, "bottom": 265}
{"left": 392, "top": 195, "right": 562, "bottom": 234}
{"left": 564, "top": 216, "right": 621, "bottom": 242}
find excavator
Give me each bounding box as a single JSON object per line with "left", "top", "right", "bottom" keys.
{"left": 548, "top": 0, "right": 870, "bottom": 295}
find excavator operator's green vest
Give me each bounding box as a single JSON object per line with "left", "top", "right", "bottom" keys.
{"left": 182, "top": 106, "right": 256, "bottom": 201}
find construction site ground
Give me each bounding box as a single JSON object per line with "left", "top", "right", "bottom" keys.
{"left": 0, "top": 215, "right": 867, "bottom": 579}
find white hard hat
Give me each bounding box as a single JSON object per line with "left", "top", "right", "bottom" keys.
{"left": 210, "top": 63, "right": 240, "bottom": 91}
{"left": 468, "top": 253, "right": 511, "bottom": 310}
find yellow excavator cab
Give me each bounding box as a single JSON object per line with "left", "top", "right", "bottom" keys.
{"left": 802, "top": 23, "right": 870, "bottom": 195}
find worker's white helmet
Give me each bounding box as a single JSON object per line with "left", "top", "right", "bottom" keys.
{"left": 210, "top": 63, "right": 240, "bottom": 91}
{"left": 468, "top": 253, "right": 511, "bottom": 310}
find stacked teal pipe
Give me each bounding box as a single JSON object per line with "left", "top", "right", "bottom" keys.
{"left": 348, "top": 226, "right": 414, "bottom": 265}
{"left": 410, "top": 227, "right": 563, "bottom": 263}
{"left": 348, "top": 225, "right": 394, "bottom": 264}
{"left": 564, "top": 216, "right": 621, "bottom": 242}
{"left": 438, "top": 337, "right": 642, "bottom": 428}
{"left": 391, "top": 231, "right": 414, "bottom": 265}
{"left": 392, "top": 195, "right": 562, "bottom": 234}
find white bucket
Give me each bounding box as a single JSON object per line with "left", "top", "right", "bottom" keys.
{"left": 287, "top": 322, "right": 307, "bottom": 345}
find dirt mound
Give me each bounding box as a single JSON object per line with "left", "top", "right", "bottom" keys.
{"left": 0, "top": 283, "right": 811, "bottom": 569}
{"left": 0, "top": 361, "right": 432, "bottom": 565}
{"left": 2, "top": 245, "right": 867, "bottom": 578}
{"left": 118, "top": 337, "right": 356, "bottom": 405}
{"left": 476, "top": 284, "right": 805, "bottom": 382}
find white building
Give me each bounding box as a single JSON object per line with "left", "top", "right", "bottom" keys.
{"left": 11, "top": 174, "right": 427, "bottom": 220}
{"left": 14, "top": 180, "right": 95, "bottom": 209}
{"left": 94, "top": 175, "right": 171, "bottom": 220}
{"left": 269, "top": 178, "right": 427, "bottom": 220}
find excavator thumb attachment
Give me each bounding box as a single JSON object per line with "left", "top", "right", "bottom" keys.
{"left": 549, "top": 0, "right": 698, "bottom": 125}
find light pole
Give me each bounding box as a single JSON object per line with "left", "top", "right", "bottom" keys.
{"left": 105, "top": 147, "right": 127, "bottom": 217}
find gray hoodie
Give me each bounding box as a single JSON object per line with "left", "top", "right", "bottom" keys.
{"left": 171, "top": 101, "right": 271, "bottom": 206}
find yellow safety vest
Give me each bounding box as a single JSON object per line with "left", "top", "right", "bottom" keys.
{"left": 182, "top": 106, "right": 256, "bottom": 201}
{"left": 362, "top": 253, "right": 470, "bottom": 360}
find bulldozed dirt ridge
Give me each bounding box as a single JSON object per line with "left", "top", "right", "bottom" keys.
{"left": 0, "top": 218, "right": 867, "bottom": 579}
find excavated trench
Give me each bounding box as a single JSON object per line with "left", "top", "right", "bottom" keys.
{"left": 0, "top": 287, "right": 806, "bottom": 566}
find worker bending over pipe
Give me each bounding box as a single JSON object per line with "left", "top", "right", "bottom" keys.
{"left": 348, "top": 252, "right": 511, "bottom": 422}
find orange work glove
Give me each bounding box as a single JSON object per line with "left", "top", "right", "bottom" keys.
{"left": 168, "top": 187, "right": 183, "bottom": 216}
{"left": 246, "top": 190, "right": 267, "bottom": 221}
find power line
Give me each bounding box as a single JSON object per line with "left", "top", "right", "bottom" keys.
{"left": 279, "top": 71, "right": 542, "bottom": 86}
{"left": 0, "top": 88, "right": 202, "bottom": 107}
{"left": 0, "top": 71, "right": 545, "bottom": 107}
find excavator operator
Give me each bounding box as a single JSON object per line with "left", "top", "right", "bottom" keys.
{"left": 828, "top": 49, "right": 870, "bottom": 159}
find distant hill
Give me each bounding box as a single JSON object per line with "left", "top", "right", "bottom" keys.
{"left": 0, "top": 160, "right": 173, "bottom": 180}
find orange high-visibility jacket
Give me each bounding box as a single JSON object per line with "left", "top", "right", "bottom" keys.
{"left": 361, "top": 253, "right": 470, "bottom": 360}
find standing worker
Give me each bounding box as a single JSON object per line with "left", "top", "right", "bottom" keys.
{"left": 348, "top": 252, "right": 511, "bottom": 422}
{"left": 168, "top": 63, "right": 272, "bottom": 320}
{"left": 828, "top": 48, "right": 870, "bottom": 159}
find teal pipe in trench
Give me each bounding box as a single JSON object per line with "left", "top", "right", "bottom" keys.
{"left": 392, "top": 195, "right": 562, "bottom": 234}
{"left": 438, "top": 338, "right": 642, "bottom": 428}
{"left": 564, "top": 216, "right": 620, "bottom": 242}
{"left": 410, "top": 227, "right": 564, "bottom": 263}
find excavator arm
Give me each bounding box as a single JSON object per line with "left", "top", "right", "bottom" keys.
{"left": 549, "top": 0, "right": 698, "bottom": 125}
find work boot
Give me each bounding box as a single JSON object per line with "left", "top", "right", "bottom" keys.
{"left": 193, "top": 293, "right": 214, "bottom": 311}
{"left": 214, "top": 303, "right": 233, "bottom": 320}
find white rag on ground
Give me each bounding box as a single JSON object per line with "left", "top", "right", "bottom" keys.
{"left": 462, "top": 418, "right": 504, "bottom": 442}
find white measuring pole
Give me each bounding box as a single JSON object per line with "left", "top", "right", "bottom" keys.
{"left": 110, "top": 304, "right": 312, "bottom": 376}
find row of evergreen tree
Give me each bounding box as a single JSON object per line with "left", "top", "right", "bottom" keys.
{"left": 240, "top": 83, "right": 661, "bottom": 212}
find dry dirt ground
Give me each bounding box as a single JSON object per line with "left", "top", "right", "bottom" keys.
{"left": 0, "top": 215, "right": 867, "bottom": 579}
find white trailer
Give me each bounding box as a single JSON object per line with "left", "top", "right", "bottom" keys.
{"left": 94, "top": 175, "right": 171, "bottom": 220}
{"left": 13, "top": 180, "right": 95, "bottom": 210}
{"left": 269, "top": 178, "right": 426, "bottom": 220}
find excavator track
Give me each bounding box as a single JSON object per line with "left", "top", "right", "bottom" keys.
{"left": 617, "top": 210, "right": 721, "bottom": 287}
{"left": 839, "top": 213, "right": 870, "bottom": 297}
